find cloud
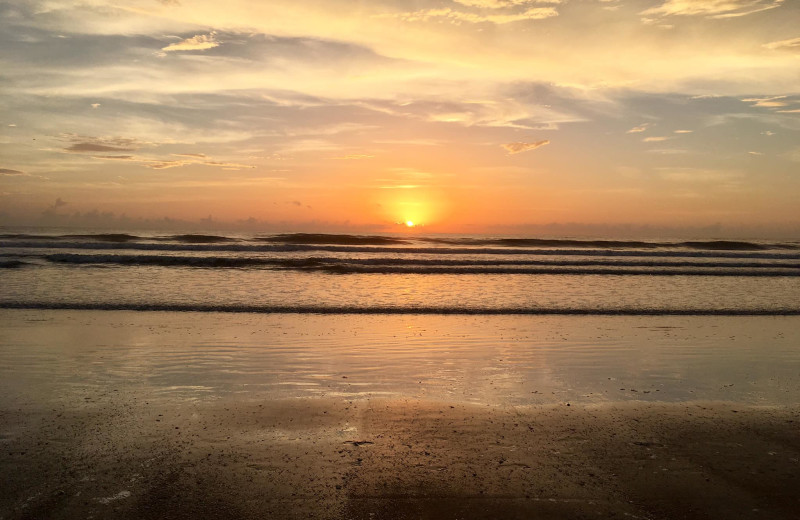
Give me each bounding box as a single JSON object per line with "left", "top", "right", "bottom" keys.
{"left": 674, "top": 129, "right": 693, "bottom": 133}
{"left": 646, "top": 148, "right": 689, "bottom": 154}
{"left": 91, "top": 155, "right": 135, "bottom": 160}
{"left": 642, "top": 136, "right": 671, "bottom": 142}
{"left": 627, "top": 124, "right": 650, "bottom": 133}
{"left": 642, "top": 0, "right": 784, "bottom": 19}
{"left": 147, "top": 160, "right": 190, "bottom": 170}
{"left": 763, "top": 37, "right": 800, "bottom": 51}
{"left": 161, "top": 31, "right": 219, "bottom": 52}
{"left": 173, "top": 153, "right": 208, "bottom": 158}
{"left": 453, "top": 0, "right": 560, "bottom": 7}
{"left": 657, "top": 167, "right": 743, "bottom": 184}
{"left": 742, "top": 96, "right": 788, "bottom": 108}
{"left": 52, "top": 197, "right": 67, "bottom": 209}
{"left": 60, "top": 134, "right": 148, "bottom": 154}
{"left": 385, "top": 6, "right": 558, "bottom": 24}
{"left": 67, "top": 142, "right": 136, "bottom": 153}
{"left": 0, "top": 168, "right": 27, "bottom": 176}
{"left": 90, "top": 153, "right": 255, "bottom": 171}
{"left": 502, "top": 140, "right": 550, "bottom": 154}
{"left": 201, "top": 160, "right": 256, "bottom": 170}
{"left": 332, "top": 154, "right": 374, "bottom": 160}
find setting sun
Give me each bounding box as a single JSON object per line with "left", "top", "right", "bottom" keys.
{"left": 405, "top": 220, "right": 415, "bottom": 228}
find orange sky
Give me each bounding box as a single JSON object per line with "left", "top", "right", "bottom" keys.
{"left": 1, "top": 0, "right": 799, "bottom": 234}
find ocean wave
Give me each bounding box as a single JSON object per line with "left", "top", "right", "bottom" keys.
{"left": 256, "top": 233, "right": 410, "bottom": 245}
{"left": 0, "top": 233, "right": 143, "bottom": 242}
{"left": 4, "top": 240, "right": 800, "bottom": 260}
{"left": 2, "top": 233, "right": 797, "bottom": 251}
{"left": 314, "top": 265, "right": 800, "bottom": 277}
{"left": 66, "top": 233, "right": 142, "bottom": 243}
{"left": 30, "top": 253, "right": 800, "bottom": 270}
{"left": 421, "top": 237, "right": 796, "bottom": 251}
{"left": 1, "top": 301, "right": 798, "bottom": 315}
{"left": 19, "top": 253, "right": 796, "bottom": 276}
{"left": 155, "top": 234, "right": 237, "bottom": 243}
{"left": 0, "top": 260, "right": 29, "bottom": 268}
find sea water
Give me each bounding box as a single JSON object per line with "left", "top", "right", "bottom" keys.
{"left": 2, "top": 230, "right": 799, "bottom": 407}
{"left": 2, "top": 231, "right": 799, "bottom": 314}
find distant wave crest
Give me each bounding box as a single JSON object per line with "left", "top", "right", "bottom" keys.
{"left": 256, "top": 233, "right": 409, "bottom": 245}
{"left": 2, "top": 233, "right": 796, "bottom": 251}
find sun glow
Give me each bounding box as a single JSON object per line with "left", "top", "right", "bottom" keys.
{"left": 374, "top": 187, "right": 453, "bottom": 232}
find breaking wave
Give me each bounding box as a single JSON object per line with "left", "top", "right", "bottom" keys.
{"left": 2, "top": 232, "right": 797, "bottom": 250}
{"left": 4, "top": 240, "right": 800, "bottom": 260}
{"left": 17, "top": 253, "right": 799, "bottom": 276}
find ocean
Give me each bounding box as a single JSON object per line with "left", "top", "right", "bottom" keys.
{"left": 3, "top": 230, "right": 800, "bottom": 519}
{"left": 1, "top": 230, "right": 799, "bottom": 314}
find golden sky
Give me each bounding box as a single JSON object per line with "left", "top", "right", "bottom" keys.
{"left": 1, "top": 0, "right": 798, "bottom": 234}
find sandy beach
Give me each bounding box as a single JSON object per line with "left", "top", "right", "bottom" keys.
{"left": 3, "top": 397, "right": 799, "bottom": 519}
{"left": 1, "top": 310, "right": 799, "bottom": 519}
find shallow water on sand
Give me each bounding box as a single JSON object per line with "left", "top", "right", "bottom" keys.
{"left": 1, "top": 310, "right": 798, "bottom": 409}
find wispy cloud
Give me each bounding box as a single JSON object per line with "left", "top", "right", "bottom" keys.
{"left": 627, "top": 123, "right": 651, "bottom": 133}
{"left": 763, "top": 37, "right": 800, "bottom": 51}
{"left": 60, "top": 134, "right": 149, "bottom": 154}
{"left": 67, "top": 142, "right": 136, "bottom": 153}
{"left": 742, "top": 96, "right": 788, "bottom": 108}
{"left": 90, "top": 155, "right": 135, "bottom": 161}
{"left": 382, "top": 6, "right": 558, "bottom": 25}
{"left": 161, "top": 31, "right": 219, "bottom": 52}
{"left": 453, "top": 0, "right": 560, "bottom": 7}
{"left": 332, "top": 154, "right": 374, "bottom": 160}
{"left": 91, "top": 154, "right": 255, "bottom": 171}
{"left": 0, "top": 168, "right": 27, "bottom": 176}
{"left": 173, "top": 153, "right": 208, "bottom": 158}
{"left": 502, "top": 140, "right": 550, "bottom": 154}
{"left": 646, "top": 148, "right": 689, "bottom": 155}
{"left": 657, "top": 167, "right": 743, "bottom": 185}
{"left": 66, "top": 133, "right": 255, "bottom": 170}
{"left": 642, "top": 0, "right": 784, "bottom": 19}
{"left": 643, "top": 136, "right": 671, "bottom": 142}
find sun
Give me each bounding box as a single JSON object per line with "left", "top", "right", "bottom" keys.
{"left": 405, "top": 220, "right": 415, "bottom": 228}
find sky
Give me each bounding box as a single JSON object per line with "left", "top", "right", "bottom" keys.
{"left": 0, "top": 0, "right": 798, "bottom": 235}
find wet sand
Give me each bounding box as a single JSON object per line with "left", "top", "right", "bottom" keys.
{"left": 2, "top": 397, "right": 799, "bottom": 519}
{"left": 1, "top": 310, "right": 799, "bottom": 519}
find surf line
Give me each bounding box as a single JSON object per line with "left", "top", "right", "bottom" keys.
{"left": 2, "top": 302, "right": 799, "bottom": 316}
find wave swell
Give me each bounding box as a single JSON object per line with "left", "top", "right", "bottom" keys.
{"left": 1, "top": 302, "right": 798, "bottom": 316}
{"left": 4, "top": 240, "right": 800, "bottom": 260}
{"left": 0, "top": 253, "right": 793, "bottom": 276}
{"left": 2, "top": 233, "right": 797, "bottom": 251}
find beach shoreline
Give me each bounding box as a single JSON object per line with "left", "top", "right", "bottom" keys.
{"left": 2, "top": 309, "right": 799, "bottom": 519}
